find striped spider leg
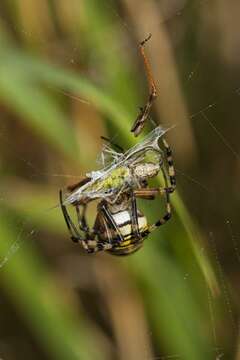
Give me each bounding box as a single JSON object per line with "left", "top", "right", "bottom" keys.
{"left": 133, "top": 137, "right": 176, "bottom": 234}
{"left": 59, "top": 190, "right": 117, "bottom": 253}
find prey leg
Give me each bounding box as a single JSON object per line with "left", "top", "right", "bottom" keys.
{"left": 131, "top": 34, "right": 157, "bottom": 136}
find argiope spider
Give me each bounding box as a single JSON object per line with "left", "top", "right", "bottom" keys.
{"left": 60, "top": 35, "right": 176, "bottom": 255}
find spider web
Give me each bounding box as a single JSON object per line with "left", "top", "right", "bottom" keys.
{"left": 0, "top": 1, "right": 239, "bottom": 359}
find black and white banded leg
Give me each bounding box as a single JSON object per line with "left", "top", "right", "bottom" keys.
{"left": 59, "top": 190, "right": 103, "bottom": 253}
{"left": 162, "top": 138, "right": 176, "bottom": 193}
{"left": 134, "top": 187, "right": 172, "bottom": 234}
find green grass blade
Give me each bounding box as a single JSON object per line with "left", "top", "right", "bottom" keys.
{"left": 0, "top": 211, "right": 104, "bottom": 360}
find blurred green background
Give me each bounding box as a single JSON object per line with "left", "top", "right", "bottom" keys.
{"left": 0, "top": 0, "right": 239, "bottom": 359}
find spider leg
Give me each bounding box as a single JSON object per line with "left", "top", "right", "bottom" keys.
{"left": 99, "top": 202, "right": 124, "bottom": 245}
{"left": 60, "top": 190, "right": 103, "bottom": 253}
{"left": 81, "top": 237, "right": 113, "bottom": 253}
{"left": 134, "top": 138, "right": 176, "bottom": 198}
{"left": 59, "top": 190, "right": 83, "bottom": 243}
{"left": 134, "top": 187, "right": 172, "bottom": 234}
{"left": 79, "top": 219, "right": 113, "bottom": 253}
{"left": 75, "top": 203, "right": 90, "bottom": 233}
{"left": 135, "top": 139, "right": 175, "bottom": 234}
{"left": 130, "top": 189, "right": 141, "bottom": 240}
{"left": 131, "top": 34, "right": 157, "bottom": 136}
{"left": 76, "top": 212, "right": 116, "bottom": 253}
{"left": 60, "top": 190, "right": 118, "bottom": 253}
{"left": 162, "top": 138, "right": 176, "bottom": 192}
{"left": 149, "top": 190, "right": 172, "bottom": 232}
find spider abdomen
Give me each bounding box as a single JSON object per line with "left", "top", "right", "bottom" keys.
{"left": 96, "top": 209, "right": 149, "bottom": 256}
{"left": 112, "top": 210, "right": 147, "bottom": 237}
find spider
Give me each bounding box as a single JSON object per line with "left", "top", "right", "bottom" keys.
{"left": 60, "top": 131, "right": 176, "bottom": 255}
{"left": 59, "top": 35, "right": 176, "bottom": 255}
